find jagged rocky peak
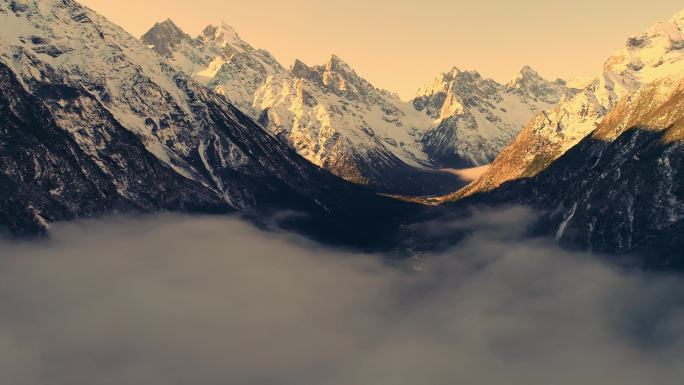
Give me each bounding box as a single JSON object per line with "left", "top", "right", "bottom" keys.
{"left": 414, "top": 63, "right": 576, "bottom": 169}
{"left": 447, "top": 69, "right": 500, "bottom": 96}
{"left": 320, "top": 55, "right": 362, "bottom": 95}
{"left": 519, "top": 64, "right": 540, "bottom": 76}
{"left": 506, "top": 65, "right": 573, "bottom": 103}
{"left": 290, "top": 55, "right": 384, "bottom": 103}
{"left": 413, "top": 67, "right": 500, "bottom": 120}
{"left": 323, "top": 54, "right": 360, "bottom": 80}
{"left": 140, "top": 18, "right": 190, "bottom": 57}
{"left": 624, "top": 10, "right": 684, "bottom": 52}
{"left": 417, "top": 67, "right": 499, "bottom": 99}
{"left": 445, "top": 67, "right": 482, "bottom": 80}
{"left": 415, "top": 67, "right": 457, "bottom": 97}
{"left": 140, "top": 18, "right": 286, "bottom": 114}
{"left": 422, "top": 67, "right": 486, "bottom": 91}
{"left": 507, "top": 65, "right": 545, "bottom": 88}
{"left": 290, "top": 58, "right": 320, "bottom": 81}
{"left": 200, "top": 21, "right": 242, "bottom": 47}
{"left": 603, "top": 8, "right": 684, "bottom": 86}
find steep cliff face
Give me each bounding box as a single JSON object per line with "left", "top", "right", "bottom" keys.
{"left": 457, "top": 76, "right": 684, "bottom": 268}
{"left": 456, "top": 9, "right": 684, "bottom": 198}
{"left": 0, "top": 0, "right": 415, "bottom": 246}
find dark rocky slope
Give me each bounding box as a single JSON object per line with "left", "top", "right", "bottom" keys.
{"left": 454, "top": 76, "right": 684, "bottom": 269}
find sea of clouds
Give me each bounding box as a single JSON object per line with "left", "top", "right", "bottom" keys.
{"left": 1, "top": 208, "right": 684, "bottom": 385}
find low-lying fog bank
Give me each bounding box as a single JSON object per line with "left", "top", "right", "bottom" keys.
{"left": 1, "top": 210, "right": 683, "bottom": 385}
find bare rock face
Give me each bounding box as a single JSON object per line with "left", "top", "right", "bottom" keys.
{"left": 140, "top": 19, "right": 190, "bottom": 58}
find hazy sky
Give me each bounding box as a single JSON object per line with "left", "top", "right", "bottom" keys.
{"left": 79, "top": 0, "right": 683, "bottom": 98}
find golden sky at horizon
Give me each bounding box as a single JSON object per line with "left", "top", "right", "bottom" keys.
{"left": 79, "top": 0, "right": 683, "bottom": 99}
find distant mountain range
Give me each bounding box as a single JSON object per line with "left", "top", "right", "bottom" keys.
{"left": 141, "top": 20, "right": 574, "bottom": 194}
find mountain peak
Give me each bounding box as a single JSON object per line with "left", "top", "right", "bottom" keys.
{"left": 518, "top": 65, "right": 540, "bottom": 78}
{"left": 673, "top": 8, "right": 684, "bottom": 22}
{"left": 201, "top": 22, "right": 241, "bottom": 46}
{"left": 218, "top": 21, "right": 240, "bottom": 36}
{"left": 321, "top": 55, "right": 367, "bottom": 86}
{"left": 141, "top": 19, "right": 190, "bottom": 57}
{"left": 505, "top": 66, "right": 575, "bottom": 103}
{"left": 328, "top": 54, "right": 348, "bottom": 67}
{"left": 290, "top": 56, "right": 382, "bottom": 103}
{"left": 507, "top": 65, "right": 549, "bottom": 86}
{"left": 143, "top": 19, "right": 186, "bottom": 38}
{"left": 291, "top": 55, "right": 355, "bottom": 77}
{"left": 291, "top": 59, "right": 318, "bottom": 81}
{"left": 326, "top": 54, "right": 351, "bottom": 70}
{"left": 159, "top": 18, "right": 178, "bottom": 28}
{"left": 603, "top": 7, "right": 684, "bottom": 83}
{"left": 414, "top": 67, "right": 485, "bottom": 101}
{"left": 445, "top": 66, "right": 465, "bottom": 76}
{"left": 443, "top": 68, "right": 484, "bottom": 84}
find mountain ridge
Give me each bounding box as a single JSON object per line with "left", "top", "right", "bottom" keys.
{"left": 415, "top": 65, "right": 576, "bottom": 167}
{"left": 0, "top": 0, "right": 416, "bottom": 247}
{"left": 142, "top": 19, "right": 571, "bottom": 194}
{"left": 453, "top": 8, "right": 684, "bottom": 198}
{"left": 450, "top": 74, "right": 684, "bottom": 267}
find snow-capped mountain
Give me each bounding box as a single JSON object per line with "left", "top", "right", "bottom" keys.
{"left": 456, "top": 9, "right": 684, "bottom": 198}
{"left": 457, "top": 74, "right": 684, "bottom": 268}
{"left": 254, "top": 55, "right": 456, "bottom": 194}
{"left": 142, "top": 20, "right": 571, "bottom": 195}
{"left": 142, "top": 20, "right": 455, "bottom": 194}
{"left": 142, "top": 19, "right": 284, "bottom": 116}
{"left": 0, "top": 0, "right": 414, "bottom": 246}
{"left": 414, "top": 66, "right": 576, "bottom": 167}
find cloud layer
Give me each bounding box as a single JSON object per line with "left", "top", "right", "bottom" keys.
{"left": 1, "top": 210, "right": 684, "bottom": 385}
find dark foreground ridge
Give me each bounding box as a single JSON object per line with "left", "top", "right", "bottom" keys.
{"left": 451, "top": 126, "right": 684, "bottom": 270}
